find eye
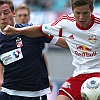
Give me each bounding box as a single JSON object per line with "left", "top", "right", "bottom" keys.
{"left": 83, "top": 11, "right": 89, "bottom": 14}
{"left": 3, "top": 10, "right": 10, "bottom": 15}
{"left": 4, "top": 11, "right": 9, "bottom": 15}
{"left": 75, "top": 12, "right": 80, "bottom": 15}
{"left": 18, "top": 14, "right": 28, "bottom": 17}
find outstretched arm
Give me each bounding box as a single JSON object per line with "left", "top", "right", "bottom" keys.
{"left": 3, "top": 25, "right": 44, "bottom": 38}
{"left": 3, "top": 25, "right": 69, "bottom": 49}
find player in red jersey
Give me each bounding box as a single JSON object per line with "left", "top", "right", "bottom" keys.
{"left": 0, "top": 1, "right": 67, "bottom": 100}
{"left": 3, "top": 0, "right": 100, "bottom": 100}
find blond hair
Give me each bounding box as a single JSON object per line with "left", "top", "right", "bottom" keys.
{"left": 15, "top": 3, "right": 30, "bottom": 15}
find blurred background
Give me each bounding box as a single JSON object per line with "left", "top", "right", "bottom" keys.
{"left": 13, "top": 0, "right": 100, "bottom": 99}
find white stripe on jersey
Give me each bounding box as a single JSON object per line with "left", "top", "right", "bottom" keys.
{"left": 1, "top": 87, "right": 51, "bottom": 97}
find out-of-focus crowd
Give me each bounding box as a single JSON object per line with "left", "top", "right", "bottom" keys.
{"left": 13, "top": 0, "right": 100, "bottom": 12}
{"left": 13, "top": 0, "right": 71, "bottom": 11}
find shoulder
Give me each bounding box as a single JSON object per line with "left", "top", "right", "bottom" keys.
{"left": 15, "top": 23, "right": 32, "bottom": 28}
{"left": 93, "top": 14, "right": 100, "bottom": 24}
{"left": 58, "top": 13, "right": 75, "bottom": 21}
{"left": 51, "top": 13, "right": 75, "bottom": 26}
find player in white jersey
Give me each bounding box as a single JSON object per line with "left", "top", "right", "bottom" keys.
{"left": 3, "top": 0, "right": 100, "bottom": 100}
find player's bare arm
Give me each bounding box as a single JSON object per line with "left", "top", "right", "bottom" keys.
{"left": 3, "top": 25, "right": 44, "bottom": 37}
{"left": 56, "top": 37, "right": 68, "bottom": 49}
{"left": 3, "top": 25, "right": 69, "bottom": 49}
{"left": 0, "top": 63, "right": 4, "bottom": 90}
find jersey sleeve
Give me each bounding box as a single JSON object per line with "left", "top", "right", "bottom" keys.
{"left": 41, "top": 14, "right": 73, "bottom": 38}
{"left": 41, "top": 15, "right": 65, "bottom": 37}
{"left": 41, "top": 23, "right": 62, "bottom": 37}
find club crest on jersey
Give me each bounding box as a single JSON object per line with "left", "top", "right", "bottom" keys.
{"left": 62, "top": 82, "right": 71, "bottom": 89}
{"left": 88, "top": 35, "right": 97, "bottom": 44}
{"left": 16, "top": 37, "right": 23, "bottom": 47}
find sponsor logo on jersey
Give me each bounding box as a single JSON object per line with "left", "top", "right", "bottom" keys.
{"left": 88, "top": 35, "right": 97, "bottom": 44}
{"left": 0, "top": 48, "right": 23, "bottom": 65}
{"left": 13, "top": 50, "right": 20, "bottom": 58}
{"left": 62, "top": 82, "right": 71, "bottom": 89}
{"left": 76, "top": 45, "right": 91, "bottom": 52}
{"left": 75, "top": 45, "right": 97, "bottom": 57}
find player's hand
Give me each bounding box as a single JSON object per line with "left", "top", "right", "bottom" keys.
{"left": 49, "top": 80, "right": 53, "bottom": 92}
{"left": 3, "top": 25, "right": 19, "bottom": 35}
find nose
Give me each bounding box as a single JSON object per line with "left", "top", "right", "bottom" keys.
{"left": 79, "top": 13, "right": 84, "bottom": 19}
{"left": 1, "top": 13, "right": 6, "bottom": 20}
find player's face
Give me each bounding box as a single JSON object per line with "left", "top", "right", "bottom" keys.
{"left": 73, "top": 4, "right": 93, "bottom": 28}
{"left": 0, "top": 4, "right": 15, "bottom": 30}
{"left": 15, "top": 9, "right": 30, "bottom": 24}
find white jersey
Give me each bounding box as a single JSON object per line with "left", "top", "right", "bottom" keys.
{"left": 41, "top": 13, "right": 100, "bottom": 76}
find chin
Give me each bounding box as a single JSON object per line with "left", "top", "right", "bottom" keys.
{"left": 79, "top": 23, "right": 86, "bottom": 28}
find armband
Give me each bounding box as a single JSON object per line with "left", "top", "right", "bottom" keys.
{"left": 50, "top": 36, "right": 59, "bottom": 44}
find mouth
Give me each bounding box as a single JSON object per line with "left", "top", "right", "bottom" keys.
{"left": 79, "top": 21, "right": 85, "bottom": 23}
{"left": 1, "top": 22, "right": 7, "bottom": 24}
{"left": 78, "top": 21, "right": 86, "bottom": 28}
{"left": 78, "top": 21, "right": 86, "bottom": 26}
{"left": 1, "top": 22, "right": 8, "bottom": 26}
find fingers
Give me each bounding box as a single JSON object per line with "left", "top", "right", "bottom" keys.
{"left": 3, "top": 25, "right": 13, "bottom": 35}
{"left": 3, "top": 25, "right": 10, "bottom": 34}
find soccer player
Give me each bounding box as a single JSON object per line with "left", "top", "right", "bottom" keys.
{"left": 15, "top": 3, "right": 30, "bottom": 24}
{"left": 15, "top": 3, "right": 53, "bottom": 99}
{"left": 3, "top": 0, "right": 100, "bottom": 100}
{"left": 0, "top": 0, "right": 68, "bottom": 100}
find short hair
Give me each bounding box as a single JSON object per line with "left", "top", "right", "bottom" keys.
{"left": 0, "top": 0, "right": 14, "bottom": 12}
{"left": 15, "top": 3, "right": 30, "bottom": 15}
{"left": 70, "top": 0, "right": 94, "bottom": 10}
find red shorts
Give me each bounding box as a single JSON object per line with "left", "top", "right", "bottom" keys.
{"left": 58, "top": 73, "right": 100, "bottom": 100}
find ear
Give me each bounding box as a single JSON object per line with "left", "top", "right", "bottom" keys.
{"left": 91, "top": 6, "right": 94, "bottom": 13}
{"left": 13, "top": 10, "right": 16, "bottom": 17}
{"left": 72, "top": 9, "right": 74, "bottom": 13}
{"left": 29, "top": 15, "right": 30, "bottom": 20}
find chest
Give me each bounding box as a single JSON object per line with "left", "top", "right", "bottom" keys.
{"left": 0, "top": 34, "right": 41, "bottom": 54}
{"left": 63, "top": 23, "right": 100, "bottom": 48}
